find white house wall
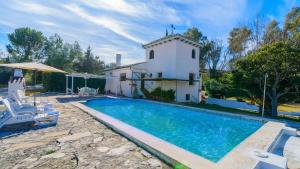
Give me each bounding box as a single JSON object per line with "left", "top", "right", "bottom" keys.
{"left": 175, "top": 40, "right": 199, "bottom": 80}
{"left": 105, "top": 36, "right": 201, "bottom": 103}
{"left": 105, "top": 68, "right": 132, "bottom": 97}
{"left": 144, "top": 41, "right": 177, "bottom": 78}
{"left": 175, "top": 40, "right": 200, "bottom": 102}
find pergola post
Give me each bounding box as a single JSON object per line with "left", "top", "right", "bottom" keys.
{"left": 71, "top": 76, "right": 74, "bottom": 95}
{"left": 66, "top": 75, "right": 68, "bottom": 95}
{"left": 199, "top": 73, "right": 202, "bottom": 103}
{"left": 175, "top": 80, "right": 177, "bottom": 102}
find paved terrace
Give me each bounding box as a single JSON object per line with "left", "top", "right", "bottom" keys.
{"left": 0, "top": 95, "right": 170, "bottom": 169}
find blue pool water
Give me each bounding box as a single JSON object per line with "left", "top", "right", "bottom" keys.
{"left": 84, "top": 97, "right": 263, "bottom": 162}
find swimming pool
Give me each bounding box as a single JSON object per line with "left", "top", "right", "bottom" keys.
{"left": 84, "top": 97, "right": 263, "bottom": 162}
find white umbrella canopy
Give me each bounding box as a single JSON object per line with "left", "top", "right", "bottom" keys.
{"left": 0, "top": 62, "right": 66, "bottom": 73}
{"left": 0, "top": 62, "right": 66, "bottom": 106}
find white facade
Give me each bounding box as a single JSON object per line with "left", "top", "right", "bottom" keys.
{"left": 105, "top": 34, "right": 201, "bottom": 102}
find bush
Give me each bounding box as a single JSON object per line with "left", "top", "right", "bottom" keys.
{"left": 149, "top": 87, "right": 175, "bottom": 102}
{"left": 0, "top": 69, "right": 11, "bottom": 86}
{"left": 204, "top": 79, "right": 226, "bottom": 98}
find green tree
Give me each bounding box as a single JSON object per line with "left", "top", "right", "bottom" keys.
{"left": 263, "top": 20, "right": 283, "bottom": 44}
{"left": 44, "top": 34, "right": 70, "bottom": 70}
{"left": 6, "top": 27, "right": 45, "bottom": 62}
{"left": 233, "top": 42, "right": 300, "bottom": 116}
{"left": 183, "top": 27, "right": 203, "bottom": 42}
{"left": 284, "top": 7, "right": 300, "bottom": 37}
{"left": 207, "top": 40, "right": 222, "bottom": 78}
{"left": 43, "top": 34, "right": 82, "bottom": 72}
{"left": 74, "top": 46, "right": 105, "bottom": 74}
{"left": 228, "top": 27, "right": 252, "bottom": 58}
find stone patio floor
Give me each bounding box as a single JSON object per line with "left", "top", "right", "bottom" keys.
{"left": 0, "top": 95, "right": 170, "bottom": 169}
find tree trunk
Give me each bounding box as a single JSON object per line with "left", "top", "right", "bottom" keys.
{"left": 271, "top": 97, "right": 278, "bottom": 116}
{"left": 271, "top": 88, "right": 278, "bottom": 116}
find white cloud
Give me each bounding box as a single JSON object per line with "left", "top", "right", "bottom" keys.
{"left": 38, "top": 21, "right": 58, "bottom": 27}
{"left": 3, "top": 0, "right": 295, "bottom": 65}
{"left": 77, "top": 0, "right": 151, "bottom": 18}
{"left": 63, "top": 3, "right": 146, "bottom": 43}
{"left": 10, "top": 0, "right": 64, "bottom": 16}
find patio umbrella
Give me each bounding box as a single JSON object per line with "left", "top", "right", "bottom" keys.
{"left": 0, "top": 62, "right": 66, "bottom": 105}
{"left": 0, "top": 62, "right": 66, "bottom": 73}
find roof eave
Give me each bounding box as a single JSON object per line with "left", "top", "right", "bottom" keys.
{"left": 142, "top": 34, "right": 201, "bottom": 49}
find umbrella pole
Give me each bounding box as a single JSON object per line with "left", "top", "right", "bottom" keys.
{"left": 34, "top": 70, "right": 36, "bottom": 106}
{"left": 34, "top": 70, "right": 37, "bottom": 85}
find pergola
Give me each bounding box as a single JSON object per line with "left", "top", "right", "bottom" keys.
{"left": 65, "top": 73, "right": 105, "bottom": 95}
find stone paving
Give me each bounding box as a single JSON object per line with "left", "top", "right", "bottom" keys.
{"left": 0, "top": 96, "right": 170, "bottom": 169}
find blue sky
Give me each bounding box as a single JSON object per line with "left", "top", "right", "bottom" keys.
{"left": 0, "top": 0, "right": 299, "bottom": 64}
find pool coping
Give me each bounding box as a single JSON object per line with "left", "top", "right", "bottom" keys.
{"left": 71, "top": 97, "right": 288, "bottom": 169}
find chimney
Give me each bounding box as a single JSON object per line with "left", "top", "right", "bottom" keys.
{"left": 116, "top": 54, "right": 121, "bottom": 67}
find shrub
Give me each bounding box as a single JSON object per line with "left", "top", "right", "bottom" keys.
{"left": 0, "top": 69, "right": 11, "bottom": 86}
{"left": 204, "top": 79, "right": 226, "bottom": 98}
{"left": 149, "top": 87, "right": 175, "bottom": 102}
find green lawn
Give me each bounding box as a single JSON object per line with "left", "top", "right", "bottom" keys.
{"left": 227, "top": 97, "right": 300, "bottom": 113}
{"left": 180, "top": 102, "right": 300, "bottom": 122}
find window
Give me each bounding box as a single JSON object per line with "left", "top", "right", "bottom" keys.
{"left": 158, "top": 72, "right": 162, "bottom": 78}
{"left": 120, "top": 73, "right": 126, "bottom": 81}
{"left": 192, "top": 49, "right": 195, "bottom": 59}
{"left": 186, "top": 94, "right": 190, "bottom": 101}
{"left": 141, "top": 73, "right": 145, "bottom": 79}
{"left": 149, "top": 50, "right": 154, "bottom": 59}
{"left": 189, "top": 73, "right": 194, "bottom": 85}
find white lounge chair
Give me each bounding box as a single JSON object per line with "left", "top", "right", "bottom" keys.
{"left": 15, "top": 89, "right": 31, "bottom": 103}
{"left": 0, "top": 99, "right": 59, "bottom": 129}
{"left": 13, "top": 90, "right": 53, "bottom": 109}
{"left": 78, "top": 87, "right": 99, "bottom": 96}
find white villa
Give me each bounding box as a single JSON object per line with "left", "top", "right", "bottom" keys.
{"left": 104, "top": 34, "right": 202, "bottom": 102}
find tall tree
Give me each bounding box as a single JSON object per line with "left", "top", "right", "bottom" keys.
{"left": 207, "top": 40, "right": 222, "bottom": 78}
{"left": 74, "top": 46, "right": 105, "bottom": 74}
{"left": 183, "top": 27, "right": 203, "bottom": 42}
{"left": 284, "top": 7, "right": 300, "bottom": 37}
{"left": 249, "top": 16, "right": 265, "bottom": 50}
{"left": 43, "top": 34, "right": 77, "bottom": 71}
{"left": 228, "top": 27, "right": 252, "bottom": 59}
{"left": 233, "top": 42, "right": 300, "bottom": 116}
{"left": 263, "top": 20, "right": 284, "bottom": 44}
{"left": 6, "top": 27, "right": 45, "bottom": 62}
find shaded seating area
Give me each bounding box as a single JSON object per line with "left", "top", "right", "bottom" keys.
{"left": 65, "top": 73, "right": 105, "bottom": 96}
{"left": 78, "top": 87, "right": 98, "bottom": 96}
{"left": 0, "top": 62, "right": 65, "bottom": 130}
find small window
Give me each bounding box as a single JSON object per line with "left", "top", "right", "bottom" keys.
{"left": 149, "top": 50, "right": 154, "bottom": 59}
{"left": 186, "top": 94, "right": 190, "bottom": 101}
{"left": 158, "top": 72, "right": 162, "bottom": 78}
{"left": 120, "top": 73, "right": 126, "bottom": 81}
{"left": 192, "top": 49, "right": 195, "bottom": 59}
{"left": 189, "top": 73, "right": 194, "bottom": 85}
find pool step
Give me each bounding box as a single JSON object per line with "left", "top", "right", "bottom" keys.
{"left": 251, "top": 149, "right": 287, "bottom": 169}
{"left": 284, "top": 136, "right": 300, "bottom": 168}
